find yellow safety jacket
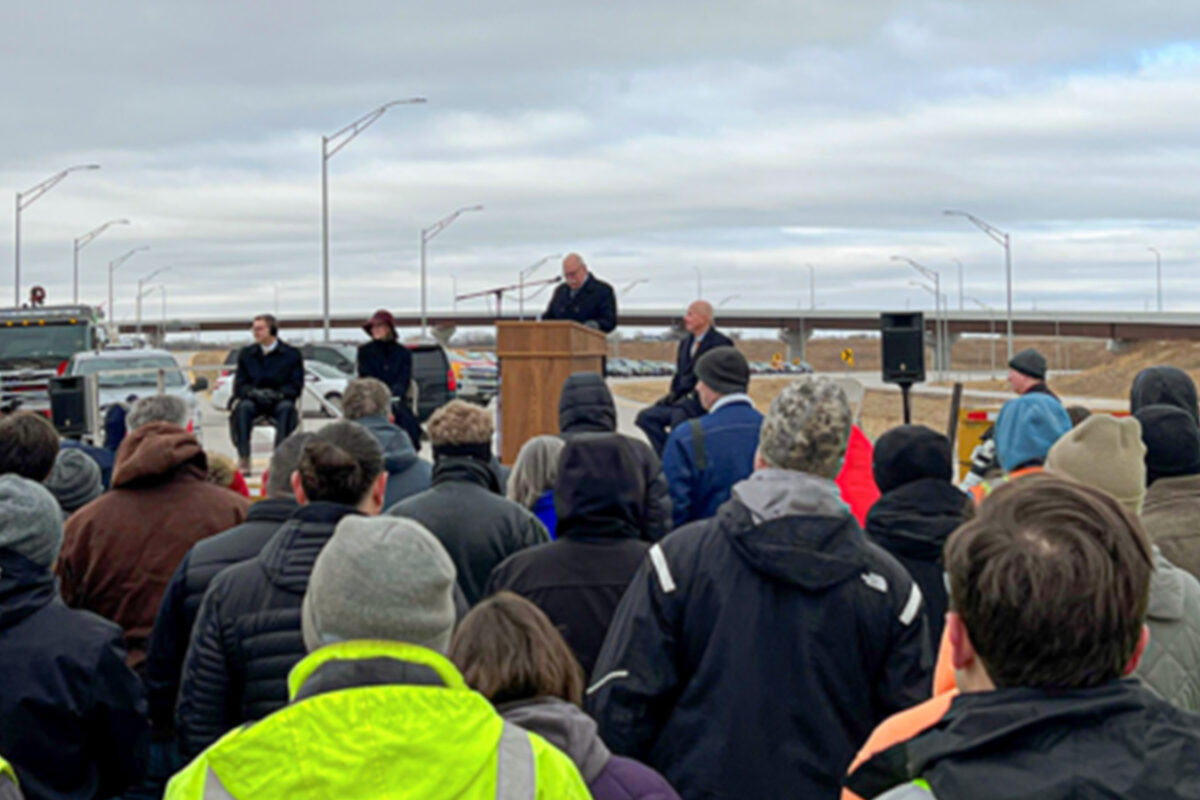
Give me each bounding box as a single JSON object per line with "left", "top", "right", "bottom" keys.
{"left": 0, "top": 757, "right": 20, "bottom": 800}
{"left": 165, "top": 640, "right": 590, "bottom": 800}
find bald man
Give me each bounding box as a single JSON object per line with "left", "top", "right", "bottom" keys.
{"left": 636, "top": 300, "right": 735, "bottom": 455}
{"left": 542, "top": 253, "right": 618, "bottom": 333}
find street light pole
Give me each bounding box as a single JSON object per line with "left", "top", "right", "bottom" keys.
{"left": 518, "top": 253, "right": 562, "bottom": 320}
{"left": 73, "top": 218, "right": 129, "bottom": 305}
{"left": 136, "top": 267, "right": 171, "bottom": 335}
{"left": 806, "top": 263, "right": 816, "bottom": 310}
{"left": 693, "top": 267, "right": 703, "bottom": 299}
{"left": 895, "top": 255, "right": 944, "bottom": 379}
{"left": 967, "top": 297, "right": 997, "bottom": 377}
{"left": 718, "top": 294, "right": 740, "bottom": 308}
{"left": 15, "top": 164, "right": 101, "bottom": 305}
{"left": 420, "top": 204, "right": 483, "bottom": 338}
{"left": 1148, "top": 247, "right": 1163, "bottom": 312}
{"left": 321, "top": 98, "right": 427, "bottom": 342}
{"left": 106, "top": 247, "right": 149, "bottom": 333}
{"left": 954, "top": 258, "right": 964, "bottom": 311}
{"left": 945, "top": 210, "right": 1013, "bottom": 360}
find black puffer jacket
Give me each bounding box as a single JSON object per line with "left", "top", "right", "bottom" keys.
{"left": 487, "top": 433, "right": 650, "bottom": 678}
{"left": 865, "top": 480, "right": 969, "bottom": 645}
{"left": 175, "top": 502, "right": 360, "bottom": 758}
{"left": 145, "top": 498, "right": 297, "bottom": 731}
{"left": 559, "top": 373, "right": 671, "bottom": 540}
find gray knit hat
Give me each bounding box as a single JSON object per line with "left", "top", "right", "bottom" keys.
{"left": 45, "top": 449, "right": 103, "bottom": 515}
{"left": 695, "top": 347, "right": 750, "bottom": 395}
{"left": 301, "top": 516, "right": 458, "bottom": 654}
{"left": 0, "top": 474, "right": 65, "bottom": 568}
{"left": 759, "top": 377, "right": 852, "bottom": 479}
{"left": 1009, "top": 349, "right": 1048, "bottom": 380}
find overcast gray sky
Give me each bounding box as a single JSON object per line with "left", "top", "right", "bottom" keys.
{"left": 4, "top": 1, "right": 1199, "bottom": 325}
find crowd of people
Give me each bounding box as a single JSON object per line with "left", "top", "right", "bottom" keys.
{"left": 2, "top": 273, "right": 1200, "bottom": 798}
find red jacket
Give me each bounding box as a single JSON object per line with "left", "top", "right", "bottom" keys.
{"left": 837, "top": 425, "right": 880, "bottom": 526}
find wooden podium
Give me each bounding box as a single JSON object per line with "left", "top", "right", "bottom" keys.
{"left": 496, "top": 321, "right": 608, "bottom": 464}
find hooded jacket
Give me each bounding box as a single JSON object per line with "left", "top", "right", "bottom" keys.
{"left": 559, "top": 373, "right": 672, "bottom": 539}
{"left": 174, "top": 502, "right": 361, "bottom": 758}
{"left": 1131, "top": 366, "right": 1200, "bottom": 424}
{"left": 356, "top": 414, "right": 433, "bottom": 507}
{"left": 487, "top": 434, "right": 651, "bottom": 677}
{"left": 0, "top": 549, "right": 147, "bottom": 800}
{"left": 56, "top": 422, "right": 249, "bottom": 669}
{"left": 993, "top": 394, "right": 1072, "bottom": 472}
{"left": 167, "top": 641, "right": 591, "bottom": 800}
{"left": 1139, "top": 548, "right": 1200, "bottom": 712}
{"left": 387, "top": 457, "right": 549, "bottom": 606}
{"left": 0, "top": 760, "right": 17, "bottom": 800}
{"left": 837, "top": 425, "right": 882, "bottom": 526}
{"left": 588, "top": 469, "right": 932, "bottom": 800}
{"left": 501, "top": 698, "right": 680, "bottom": 800}
{"left": 847, "top": 680, "right": 1200, "bottom": 800}
{"left": 1143, "top": 473, "right": 1200, "bottom": 581}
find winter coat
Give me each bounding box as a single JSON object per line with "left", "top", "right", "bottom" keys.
{"left": 543, "top": 274, "right": 618, "bottom": 333}
{"left": 865, "top": 478, "right": 970, "bottom": 645}
{"left": 58, "top": 438, "right": 114, "bottom": 489}
{"left": 837, "top": 425, "right": 882, "bottom": 526}
{"left": 559, "top": 372, "right": 672, "bottom": 540}
{"left": 357, "top": 338, "right": 413, "bottom": 399}
{"left": 387, "top": 457, "right": 549, "bottom": 605}
{"left": 233, "top": 340, "right": 304, "bottom": 401}
{"left": 666, "top": 328, "right": 735, "bottom": 403}
{"left": 174, "top": 502, "right": 361, "bottom": 758}
{"left": 56, "top": 422, "right": 249, "bottom": 669}
{"left": 0, "top": 548, "right": 148, "bottom": 800}
{"left": 1143, "top": 473, "right": 1200, "bottom": 581}
{"left": 1138, "top": 548, "right": 1200, "bottom": 712}
{"left": 662, "top": 396, "right": 762, "bottom": 526}
{"left": 1131, "top": 365, "right": 1199, "bottom": 424}
{"left": 588, "top": 469, "right": 932, "bottom": 800}
{"left": 487, "top": 433, "right": 650, "bottom": 678}
{"left": 145, "top": 497, "right": 297, "bottom": 732}
{"left": 847, "top": 680, "right": 1200, "bottom": 800}
{"left": 501, "top": 698, "right": 680, "bottom": 800}
{"left": 356, "top": 414, "right": 432, "bottom": 507}
{"left": 0, "top": 759, "right": 18, "bottom": 800}
{"left": 1023, "top": 380, "right": 1060, "bottom": 401}
{"left": 533, "top": 490, "right": 558, "bottom": 538}
{"left": 166, "top": 641, "right": 591, "bottom": 800}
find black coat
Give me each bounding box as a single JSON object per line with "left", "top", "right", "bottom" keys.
{"left": 145, "top": 498, "right": 297, "bottom": 732}
{"left": 175, "top": 502, "right": 361, "bottom": 758}
{"left": 386, "top": 458, "right": 549, "bottom": 606}
{"left": 559, "top": 373, "right": 672, "bottom": 540}
{"left": 865, "top": 479, "right": 969, "bottom": 646}
{"left": 234, "top": 340, "right": 304, "bottom": 401}
{"left": 587, "top": 472, "right": 931, "bottom": 800}
{"left": 1024, "top": 380, "right": 1059, "bottom": 402}
{"left": 487, "top": 433, "right": 650, "bottom": 678}
{"left": 543, "top": 275, "right": 618, "bottom": 333}
{"left": 848, "top": 680, "right": 1200, "bottom": 800}
{"left": 357, "top": 339, "right": 413, "bottom": 399}
{"left": 668, "top": 328, "right": 734, "bottom": 402}
{"left": 0, "top": 549, "right": 147, "bottom": 800}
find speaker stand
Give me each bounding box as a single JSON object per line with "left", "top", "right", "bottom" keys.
{"left": 900, "top": 382, "right": 913, "bottom": 425}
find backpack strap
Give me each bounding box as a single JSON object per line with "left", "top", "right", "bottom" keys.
{"left": 688, "top": 419, "right": 707, "bottom": 471}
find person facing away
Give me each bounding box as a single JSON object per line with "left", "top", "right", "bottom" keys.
{"left": 507, "top": 435, "right": 566, "bottom": 538}
{"left": 144, "top": 432, "right": 310, "bottom": 746}
{"left": 967, "top": 392, "right": 1071, "bottom": 505}
{"left": 846, "top": 477, "right": 1200, "bottom": 800}
{"left": 0, "top": 475, "right": 148, "bottom": 800}
{"left": 1130, "top": 365, "right": 1200, "bottom": 424}
{"left": 342, "top": 377, "right": 432, "bottom": 507}
{"left": 0, "top": 411, "right": 59, "bottom": 482}
{"left": 166, "top": 517, "right": 591, "bottom": 800}
{"left": 43, "top": 447, "right": 103, "bottom": 520}
{"left": 1006, "top": 348, "right": 1058, "bottom": 401}
{"left": 56, "top": 395, "right": 249, "bottom": 672}
{"left": 356, "top": 308, "right": 422, "bottom": 449}
{"left": 661, "top": 346, "right": 763, "bottom": 527}
{"left": 865, "top": 425, "right": 970, "bottom": 647}
{"left": 635, "top": 301, "right": 735, "bottom": 455}
{"left": 1138, "top": 404, "right": 1200, "bottom": 580}
{"left": 450, "top": 592, "right": 680, "bottom": 800}
{"left": 587, "top": 377, "right": 932, "bottom": 800}
{"left": 559, "top": 372, "right": 672, "bottom": 540}
{"left": 388, "top": 399, "right": 548, "bottom": 605}
{"left": 1045, "top": 413, "right": 1200, "bottom": 712}
{"left": 487, "top": 434, "right": 651, "bottom": 678}
{"left": 542, "top": 253, "right": 618, "bottom": 333}
{"left": 230, "top": 313, "right": 304, "bottom": 474}
{"left": 174, "top": 421, "right": 386, "bottom": 759}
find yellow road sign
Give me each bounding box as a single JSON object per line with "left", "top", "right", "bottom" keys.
{"left": 841, "top": 348, "right": 855, "bottom": 367}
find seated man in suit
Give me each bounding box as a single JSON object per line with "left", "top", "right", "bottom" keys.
{"left": 542, "top": 253, "right": 617, "bottom": 333}
{"left": 636, "top": 301, "right": 734, "bottom": 455}
{"left": 231, "top": 314, "right": 304, "bottom": 475}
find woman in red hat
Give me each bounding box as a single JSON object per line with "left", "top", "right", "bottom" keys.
{"left": 356, "top": 310, "right": 422, "bottom": 447}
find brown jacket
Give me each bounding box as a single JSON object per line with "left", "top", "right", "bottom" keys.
{"left": 57, "top": 422, "right": 248, "bottom": 669}
{"left": 1143, "top": 474, "right": 1200, "bottom": 581}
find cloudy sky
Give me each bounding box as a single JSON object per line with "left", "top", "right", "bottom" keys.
{"left": 3, "top": 1, "right": 1199, "bottom": 328}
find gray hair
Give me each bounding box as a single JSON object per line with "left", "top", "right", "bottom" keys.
{"left": 342, "top": 378, "right": 392, "bottom": 421}
{"left": 507, "top": 435, "right": 566, "bottom": 509}
{"left": 267, "top": 431, "right": 314, "bottom": 499}
{"left": 127, "top": 394, "right": 189, "bottom": 430}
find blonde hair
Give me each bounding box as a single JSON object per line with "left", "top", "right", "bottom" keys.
{"left": 508, "top": 436, "right": 565, "bottom": 508}
{"left": 427, "top": 400, "right": 494, "bottom": 446}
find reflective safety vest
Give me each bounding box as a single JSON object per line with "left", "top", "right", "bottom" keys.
{"left": 967, "top": 466, "right": 1044, "bottom": 506}
{"left": 164, "top": 641, "right": 590, "bottom": 800}
{"left": 877, "top": 778, "right": 936, "bottom": 798}
{"left": 0, "top": 757, "right": 20, "bottom": 800}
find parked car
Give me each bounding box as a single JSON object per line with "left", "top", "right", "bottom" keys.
{"left": 606, "top": 357, "right": 636, "bottom": 377}
{"left": 67, "top": 349, "right": 208, "bottom": 442}
{"left": 449, "top": 350, "right": 498, "bottom": 405}
{"left": 210, "top": 358, "right": 347, "bottom": 418}
{"left": 298, "top": 342, "right": 357, "bottom": 375}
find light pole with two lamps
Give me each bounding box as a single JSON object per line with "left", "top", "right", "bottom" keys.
{"left": 945, "top": 210, "right": 1013, "bottom": 360}
{"left": 420, "top": 205, "right": 483, "bottom": 338}
{"left": 15, "top": 164, "right": 101, "bottom": 304}
{"left": 136, "top": 267, "right": 172, "bottom": 336}
{"left": 73, "top": 218, "right": 129, "bottom": 304}
{"left": 106, "top": 247, "right": 149, "bottom": 333}
{"left": 894, "top": 255, "right": 945, "bottom": 379}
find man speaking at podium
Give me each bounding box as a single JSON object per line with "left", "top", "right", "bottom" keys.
{"left": 541, "top": 253, "right": 618, "bottom": 333}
